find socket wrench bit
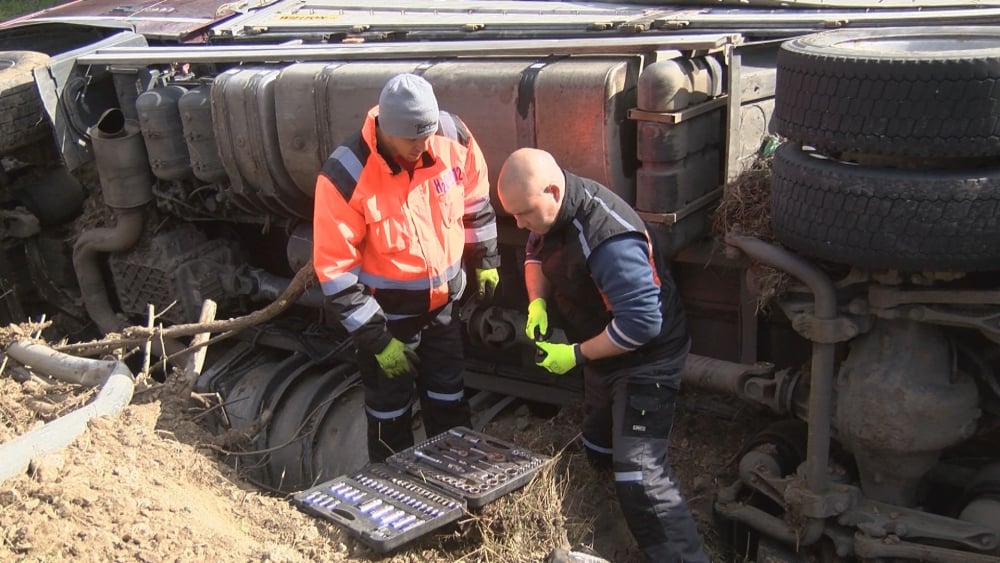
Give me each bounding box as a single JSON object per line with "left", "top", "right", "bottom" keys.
{"left": 380, "top": 510, "right": 405, "bottom": 525}
{"left": 443, "top": 437, "right": 523, "bottom": 476}
{"left": 316, "top": 496, "right": 339, "bottom": 509}
{"left": 400, "top": 517, "right": 424, "bottom": 533}
{"left": 392, "top": 514, "right": 418, "bottom": 530}
{"left": 370, "top": 505, "right": 395, "bottom": 519}
{"left": 412, "top": 449, "right": 480, "bottom": 484}
{"left": 446, "top": 429, "right": 533, "bottom": 461}
{"left": 358, "top": 498, "right": 383, "bottom": 513}
{"left": 434, "top": 446, "right": 505, "bottom": 483}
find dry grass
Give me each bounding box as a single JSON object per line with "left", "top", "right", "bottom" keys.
{"left": 713, "top": 156, "right": 776, "bottom": 243}
{"left": 456, "top": 461, "right": 572, "bottom": 562}
{"left": 712, "top": 156, "right": 789, "bottom": 313}
{"left": 427, "top": 407, "right": 593, "bottom": 562}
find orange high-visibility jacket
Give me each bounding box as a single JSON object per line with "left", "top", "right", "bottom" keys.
{"left": 313, "top": 107, "right": 499, "bottom": 354}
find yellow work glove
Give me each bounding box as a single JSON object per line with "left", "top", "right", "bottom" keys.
{"left": 375, "top": 338, "right": 418, "bottom": 379}
{"left": 525, "top": 297, "right": 550, "bottom": 341}
{"left": 475, "top": 268, "right": 500, "bottom": 301}
{"left": 534, "top": 341, "right": 586, "bottom": 375}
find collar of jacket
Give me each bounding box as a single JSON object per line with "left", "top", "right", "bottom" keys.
{"left": 364, "top": 107, "right": 437, "bottom": 176}
{"left": 549, "top": 170, "right": 590, "bottom": 233}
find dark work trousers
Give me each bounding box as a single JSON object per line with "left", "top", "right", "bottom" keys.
{"left": 359, "top": 302, "right": 471, "bottom": 463}
{"left": 580, "top": 343, "right": 708, "bottom": 563}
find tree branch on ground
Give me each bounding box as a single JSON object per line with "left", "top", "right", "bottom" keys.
{"left": 52, "top": 260, "right": 317, "bottom": 359}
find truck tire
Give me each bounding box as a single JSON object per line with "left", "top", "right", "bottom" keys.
{"left": 774, "top": 27, "right": 1000, "bottom": 159}
{"left": 0, "top": 51, "right": 50, "bottom": 154}
{"left": 771, "top": 143, "right": 1000, "bottom": 272}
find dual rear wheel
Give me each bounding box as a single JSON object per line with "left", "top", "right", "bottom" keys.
{"left": 771, "top": 27, "right": 1000, "bottom": 272}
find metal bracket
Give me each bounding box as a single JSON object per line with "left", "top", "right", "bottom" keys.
{"left": 870, "top": 284, "right": 1000, "bottom": 308}
{"left": 637, "top": 186, "right": 722, "bottom": 226}
{"left": 842, "top": 496, "right": 999, "bottom": 552}
{"left": 871, "top": 304, "right": 1000, "bottom": 341}
{"left": 790, "top": 313, "right": 860, "bottom": 344}
{"left": 627, "top": 95, "right": 727, "bottom": 125}
{"left": 783, "top": 478, "right": 858, "bottom": 519}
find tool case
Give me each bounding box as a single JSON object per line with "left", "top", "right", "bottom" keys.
{"left": 292, "top": 426, "right": 550, "bottom": 553}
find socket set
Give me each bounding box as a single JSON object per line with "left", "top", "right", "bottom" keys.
{"left": 293, "top": 427, "right": 550, "bottom": 552}
{"left": 293, "top": 463, "right": 466, "bottom": 553}
{"left": 387, "top": 426, "right": 550, "bottom": 508}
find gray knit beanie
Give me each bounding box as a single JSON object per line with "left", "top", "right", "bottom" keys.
{"left": 378, "top": 73, "right": 440, "bottom": 138}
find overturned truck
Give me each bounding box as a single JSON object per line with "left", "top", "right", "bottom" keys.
{"left": 3, "top": 1, "right": 1000, "bottom": 561}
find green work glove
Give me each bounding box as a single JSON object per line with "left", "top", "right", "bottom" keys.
{"left": 375, "top": 338, "right": 417, "bottom": 379}
{"left": 534, "top": 341, "right": 586, "bottom": 375}
{"left": 475, "top": 268, "right": 500, "bottom": 301}
{"left": 525, "top": 297, "right": 550, "bottom": 341}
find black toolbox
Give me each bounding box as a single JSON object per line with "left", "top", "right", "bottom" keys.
{"left": 292, "top": 426, "right": 550, "bottom": 553}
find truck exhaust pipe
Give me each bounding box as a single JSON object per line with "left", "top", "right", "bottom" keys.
{"left": 73, "top": 109, "right": 184, "bottom": 360}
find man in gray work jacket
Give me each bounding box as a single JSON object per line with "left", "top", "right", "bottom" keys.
{"left": 497, "top": 148, "right": 707, "bottom": 563}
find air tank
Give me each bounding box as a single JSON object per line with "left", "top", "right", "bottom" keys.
{"left": 179, "top": 85, "right": 229, "bottom": 184}
{"left": 136, "top": 85, "right": 192, "bottom": 181}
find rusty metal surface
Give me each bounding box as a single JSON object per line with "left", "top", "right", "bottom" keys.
{"left": 1, "top": 0, "right": 240, "bottom": 42}
{"left": 208, "top": 0, "right": 1000, "bottom": 38}
{"left": 7, "top": 0, "right": 1000, "bottom": 45}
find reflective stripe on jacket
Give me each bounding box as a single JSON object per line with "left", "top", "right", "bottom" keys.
{"left": 313, "top": 107, "right": 499, "bottom": 353}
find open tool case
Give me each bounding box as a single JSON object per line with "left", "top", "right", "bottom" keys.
{"left": 292, "top": 426, "right": 550, "bottom": 552}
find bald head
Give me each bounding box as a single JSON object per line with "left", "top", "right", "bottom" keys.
{"left": 498, "top": 148, "right": 564, "bottom": 200}
{"left": 497, "top": 148, "right": 566, "bottom": 234}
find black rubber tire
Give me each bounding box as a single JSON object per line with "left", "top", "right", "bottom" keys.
{"left": 774, "top": 27, "right": 1000, "bottom": 159}
{"left": 771, "top": 143, "right": 1000, "bottom": 272}
{"left": 0, "top": 51, "right": 50, "bottom": 154}
{"left": 14, "top": 167, "right": 85, "bottom": 226}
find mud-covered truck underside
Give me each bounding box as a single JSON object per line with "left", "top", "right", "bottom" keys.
{"left": 3, "top": 1, "right": 1000, "bottom": 561}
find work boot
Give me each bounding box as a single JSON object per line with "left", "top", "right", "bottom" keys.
{"left": 420, "top": 394, "right": 471, "bottom": 438}
{"left": 547, "top": 545, "right": 610, "bottom": 563}
{"left": 366, "top": 410, "right": 413, "bottom": 463}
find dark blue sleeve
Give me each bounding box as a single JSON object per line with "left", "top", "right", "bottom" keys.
{"left": 589, "top": 234, "right": 663, "bottom": 350}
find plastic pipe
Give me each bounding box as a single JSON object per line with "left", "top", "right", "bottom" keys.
{"left": 0, "top": 341, "right": 134, "bottom": 484}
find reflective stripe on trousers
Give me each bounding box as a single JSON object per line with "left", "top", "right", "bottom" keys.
{"left": 581, "top": 348, "right": 708, "bottom": 563}
{"left": 360, "top": 302, "right": 470, "bottom": 460}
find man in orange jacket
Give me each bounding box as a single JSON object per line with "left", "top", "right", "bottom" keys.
{"left": 313, "top": 73, "right": 500, "bottom": 462}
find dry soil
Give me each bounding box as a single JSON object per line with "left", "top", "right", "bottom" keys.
{"left": 0, "top": 330, "right": 772, "bottom": 563}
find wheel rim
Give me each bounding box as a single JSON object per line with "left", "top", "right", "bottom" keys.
{"left": 832, "top": 35, "right": 1000, "bottom": 56}
{"left": 791, "top": 27, "right": 1000, "bottom": 59}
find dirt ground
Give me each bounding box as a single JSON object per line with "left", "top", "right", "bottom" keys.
{"left": 0, "top": 328, "right": 773, "bottom": 563}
